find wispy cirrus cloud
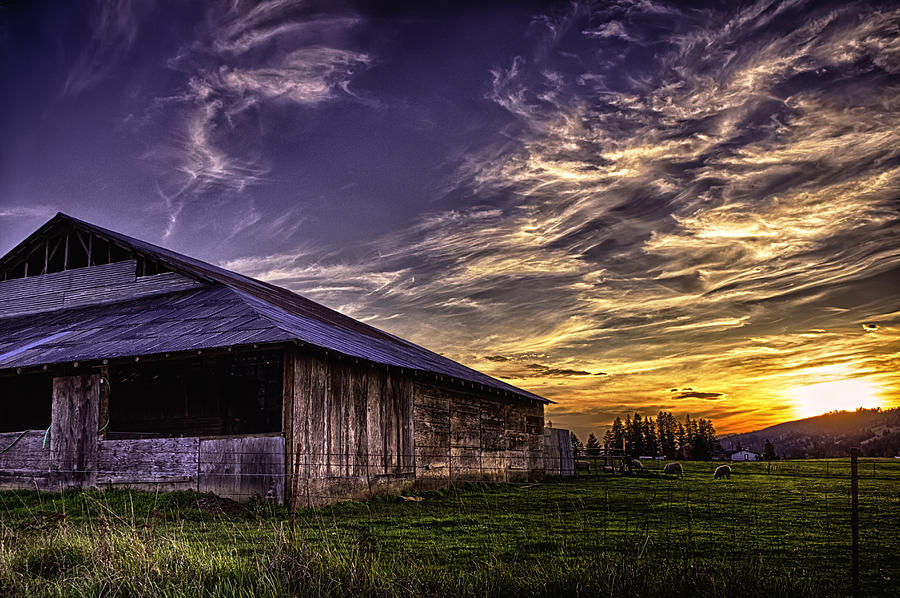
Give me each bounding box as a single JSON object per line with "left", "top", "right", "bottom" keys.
{"left": 144, "top": 0, "right": 371, "bottom": 237}
{"left": 62, "top": 0, "right": 147, "bottom": 96}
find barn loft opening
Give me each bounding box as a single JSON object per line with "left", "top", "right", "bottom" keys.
{"left": 106, "top": 351, "right": 283, "bottom": 439}
{"left": 0, "top": 373, "right": 52, "bottom": 432}
{"left": 0, "top": 225, "right": 174, "bottom": 281}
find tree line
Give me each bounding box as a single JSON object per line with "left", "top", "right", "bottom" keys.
{"left": 574, "top": 411, "right": 724, "bottom": 460}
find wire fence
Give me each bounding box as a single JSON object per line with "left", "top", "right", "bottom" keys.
{"left": 573, "top": 454, "right": 900, "bottom": 480}
{"left": 1, "top": 447, "right": 898, "bottom": 596}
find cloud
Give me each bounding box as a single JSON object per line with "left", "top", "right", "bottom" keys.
{"left": 582, "top": 21, "right": 634, "bottom": 41}
{"left": 145, "top": 1, "right": 371, "bottom": 237}
{"left": 526, "top": 363, "right": 595, "bottom": 377}
{"left": 673, "top": 391, "right": 726, "bottom": 400}
{"left": 62, "top": 0, "right": 147, "bottom": 96}
{"left": 484, "top": 355, "right": 510, "bottom": 362}
{"left": 0, "top": 206, "right": 57, "bottom": 219}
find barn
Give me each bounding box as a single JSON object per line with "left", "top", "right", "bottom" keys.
{"left": 0, "top": 213, "right": 573, "bottom": 506}
{"left": 730, "top": 450, "right": 759, "bottom": 461}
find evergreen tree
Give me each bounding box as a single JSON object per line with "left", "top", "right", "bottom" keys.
{"left": 631, "top": 413, "right": 645, "bottom": 456}
{"left": 624, "top": 414, "right": 633, "bottom": 454}
{"left": 570, "top": 432, "right": 585, "bottom": 455}
{"left": 762, "top": 439, "right": 778, "bottom": 461}
{"left": 657, "top": 411, "right": 677, "bottom": 459}
{"left": 603, "top": 428, "right": 614, "bottom": 449}
{"left": 611, "top": 417, "right": 626, "bottom": 451}
{"left": 644, "top": 416, "right": 659, "bottom": 456}
{"left": 692, "top": 417, "right": 712, "bottom": 460}
{"left": 586, "top": 433, "right": 601, "bottom": 456}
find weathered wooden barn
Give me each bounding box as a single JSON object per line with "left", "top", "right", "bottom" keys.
{"left": 0, "top": 214, "right": 573, "bottom": 505}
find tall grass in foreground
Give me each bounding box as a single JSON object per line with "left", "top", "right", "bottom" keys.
{"left": 0, "top": 494, "right": 829, "bottom": 598}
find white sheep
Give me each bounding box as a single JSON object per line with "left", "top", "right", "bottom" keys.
{"left": 714, "top": 465, "right": 731, "bottom": 479}
{"left": 664, "top": 462, "right": 683, "bottom": 477}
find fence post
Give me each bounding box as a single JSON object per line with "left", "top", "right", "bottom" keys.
{"left": 851, "top": 447, "right": 859, "bottom": 598}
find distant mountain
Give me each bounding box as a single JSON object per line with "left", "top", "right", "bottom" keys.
{"left": 721, "top": 407, "right": 900, "bottom": 459}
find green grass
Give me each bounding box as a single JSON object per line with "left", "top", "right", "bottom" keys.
{"left": 0, "top": 459, "right": 897, "bottom": 597}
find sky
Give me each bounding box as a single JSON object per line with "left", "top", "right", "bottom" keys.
{"left": 1, "top": 0, "right": 898, "bottom": 438}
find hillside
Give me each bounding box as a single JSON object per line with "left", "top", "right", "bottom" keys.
{"left": 722, "top": 407, "right": 900, "bottom": 459}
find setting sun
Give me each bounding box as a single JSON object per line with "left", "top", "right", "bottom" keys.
{"left": 790, "top": 378, "right": 886, "bottom": 419}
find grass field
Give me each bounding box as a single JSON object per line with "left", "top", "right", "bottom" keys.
{"left": 0, "top": 459, "right": 897, "bottom": 597}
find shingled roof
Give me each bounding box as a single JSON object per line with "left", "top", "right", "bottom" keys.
{"left": 0, "top": 213, "right": 548, "bottom": 403}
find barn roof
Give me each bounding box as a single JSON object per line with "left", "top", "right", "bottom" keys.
{"left": 0, "top": 213, "right": 548, "bottom": 403}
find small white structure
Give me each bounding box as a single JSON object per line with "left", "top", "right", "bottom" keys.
{"left": 730, "top": 450, "right": 759, "bottom": 461}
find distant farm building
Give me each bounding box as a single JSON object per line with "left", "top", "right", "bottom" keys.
{"left": 730, "top": 450, "right": 759, "bottom": 461}
{"left": 0, "top": 214, "right": 574, "bottom": 505}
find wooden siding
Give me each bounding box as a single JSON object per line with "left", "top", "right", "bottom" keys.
{"left": 0, "top": 354, "right": 554, "bottom": 505}
{"left": 412, "top": 381, "right": 546, "bottom": 486}
{"left": 287, "top": 348, "right": 415, "bottom": 507}
{"left": 97, "top": 437, "right": 199, "bottom": 491}
{"left": 0, "top": 429, "right": 285, "bottom": 501}
{"left": 198, "top": 435, "right": 284, "bottom": 502}
{"left": 543, "top": 428, "right": 575, "bottom": 476}
{"left": 0, "top": 431, "right": 50, "bottom": 489}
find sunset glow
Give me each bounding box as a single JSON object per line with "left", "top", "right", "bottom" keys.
{"left": 790, "top": 379, "right": 887, "bottom": 420}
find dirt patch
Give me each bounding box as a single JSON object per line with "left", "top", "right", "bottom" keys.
{"left": 190, "top": 494, "right": 246, "bottom": 515}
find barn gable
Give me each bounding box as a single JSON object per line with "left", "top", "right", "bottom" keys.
{"left": 0, "top": 213, "right": 546, "bottom": 403}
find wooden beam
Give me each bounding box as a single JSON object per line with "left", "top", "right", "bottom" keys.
{"left": 48, "top": 236, "right": 63, "bottom": 262}
{"left": 63, "top": 234, "right": 69, "bottom": 269}
{"left": 43, "top": 240, "right": 49, "bottom": 274}
{"left": 75, "top": 230, "right": 90, "bottom": 256}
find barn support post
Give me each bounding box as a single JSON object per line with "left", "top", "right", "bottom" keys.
{"left": 98, "top": 366, "right": 110, "bottom": 440}
{"left": 282, "top": 345, "right": 295, "bottom": 506}
{"left": 50, "top": 374, "right": 100, "bottom": 489}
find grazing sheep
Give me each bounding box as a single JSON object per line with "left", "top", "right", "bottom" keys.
{"left": 620, "top": 459, "right": 643, "bottom": 473}
{"left": 664, "top": 462, "right": 683, "bottom": 477}
{"left": 714, "top": 465, "right": 731, "bottom": 479}
{"left": 575, "top": 459, "right": 590, "bottom": 471}
{"left": 603, "top": 465, "right": 615, "bottom": 474}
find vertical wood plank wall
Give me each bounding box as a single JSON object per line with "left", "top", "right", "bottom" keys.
{"left": 543, "top": 428, "right": 574, "bottom": 476}
{"left": 289, "top": 349, "right": 415, "bottom": 507}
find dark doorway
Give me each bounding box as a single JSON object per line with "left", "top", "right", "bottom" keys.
{"left": 0, "top": 373, "right": 52, "bottom": 431}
